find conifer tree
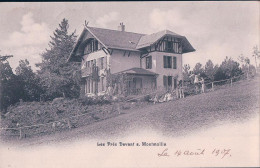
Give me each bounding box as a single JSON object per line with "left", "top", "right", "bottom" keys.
{"left": 36, "top": 19, "right": 80, "bottom": 100}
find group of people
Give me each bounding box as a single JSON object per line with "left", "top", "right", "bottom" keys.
{"left": 150, "top": 80, "right": 185, "bottom": 104}
{"left": 150, "top": 74, "right": 206, "bottom": 104}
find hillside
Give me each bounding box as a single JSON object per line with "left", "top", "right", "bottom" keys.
{"left": 7, "top": 76, "right": 258, "bottom": 146}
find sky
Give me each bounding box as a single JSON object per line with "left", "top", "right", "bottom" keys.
{"left": 0, "top": 2, "right": 259, "bottom": 72}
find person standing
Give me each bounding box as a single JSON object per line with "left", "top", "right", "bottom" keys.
{"left": 194, "top": 74, "right": 200, "bottom": 94}
{"left": 175, "top": 83, "right": 180, "bottom": 99}
{"left": 200, "top": 77, "right": 205, "bottom": 93}
{"left": 106, "top": 84, "right": 113, "bottom": 96}
{"left": 179, "top": 80, "right": 184, "bottom": 98}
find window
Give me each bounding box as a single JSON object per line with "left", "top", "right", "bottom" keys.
{"left": 87, "top": 79, "right": 90, "bottom": 93}
{"left": 85, "top": 61, "right": 91, "bottom": 68}
{"left": 168, "top": 76, "right": 172, "bottom": 87}
{"left": 90, "top": 59, "right": 96, "bottom": 67}
{"left": 166, "top": 41, "right": 173, "bottom": 52}
{"left": 163, "top": 75, "right": 173, "bottom": 90}
{"left": 173, "top": 56, "right": 177, "bottom": 69}
{"left": 95, "top": 81, "right": 98, "bottom": 94}
{"left": 91, "top": 79, "right": 94, "bottom": 93}
{"left": 85, "top": 80, "right": 88, "bottom": 94}
{"left": 163, "top": 56, "right": 172, "bottom": 68}
{"left": 155, "top": 37, "right": 182, "bottom": 54}
{"left": 146, "top": 56, "right": 152, "bottom": 69}
{"left": 101, "top": 77, "right": 105, "bottom": 91}
{"left": 85, "top": 79, "right": 91, "bottom": 93}
{"left": 163, "top": 56, "right": 177, "bottom": 69}
{"left": 84, "top": 39, "right": 100, "bottom": 55}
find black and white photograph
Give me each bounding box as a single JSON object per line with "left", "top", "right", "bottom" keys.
{"left": 0, "top": 1, "right": 259, "bottom": 167}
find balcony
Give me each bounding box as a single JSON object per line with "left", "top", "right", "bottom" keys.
{"left": 81, "top": 67, "right": 93, "bottom": 77}
{"left": 81, "top": 66, "right": 99, "bottom": 78}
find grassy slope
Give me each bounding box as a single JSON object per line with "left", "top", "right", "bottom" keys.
{"left": 5, "top": 77, "right": 260, "bottom": 145}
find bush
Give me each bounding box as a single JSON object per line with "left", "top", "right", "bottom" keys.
{"left": 1, "top": 99, "right": 88, "bottom": 128}
{"left": 143, "top": 95, "right": 152, "bottom": 102}
{"left": 79, "top": 96, "right": 111, "bottom": 106}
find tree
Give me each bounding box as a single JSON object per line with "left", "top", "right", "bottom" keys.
{"left": 238, "top": 54, "right": 250, "bottom": 78}
{"left": 219, "top": 56, "right": 242, "bottom": 79}
{"left": 193, "top": 63, "right": 204, "bottom": 76}
{"left": 0, "top": 58, "right": 21, "bottom": 112}
{"left": 15, "top": 59, "right": 43, "bottom": 101}
{"left": 36, "top": 18, "right": 80, "bottom": 100}
{"left": 204, "top": 60, "right": 217, "bottom": 81}
{"left": 182, "top": 64, "right": 191, "bottom": 84}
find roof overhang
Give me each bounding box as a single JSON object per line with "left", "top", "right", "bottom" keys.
{"left": 67, "top": 26, "right": 195, "bottom": 63}
{"left": 113, "top": 68, "right": 158, "bottom": 76}
{"left": 67, "top": 26, "right": 110, "bottom": 63}
{"left": 136, "top": 34, "right": 195, "bottom": 54}
{"left": 108, "top": 47, "right": 141, "bottom": 52}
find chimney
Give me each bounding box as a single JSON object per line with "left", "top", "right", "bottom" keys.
{"left": 118, "top": 22, "right": 125, "bottom": 32}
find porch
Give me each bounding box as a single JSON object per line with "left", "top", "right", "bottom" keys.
{"left": 112, "top": 68, "right": 158, "bottom": 96}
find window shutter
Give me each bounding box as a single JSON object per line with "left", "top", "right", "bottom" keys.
{"left": 163, "top": 56, "right": 167, "bottom": 68}
{"left": 174, "top": 78, "right": 177, "bottom": 89}
{"left": 95, "top": 40, "right": 98, "bottom": 51}
{"left": 173, "top": 57, "right": 177, "bottom": 69}
{"left": 175, "top": 57, "right": 177, "bottom": 69}
{"left": 169, "top": 56, "right": 172, "bottom": 68}
{"left": 179, "top": 43, "right": 182, "bottom": 53}
{"left": 168, "top": 76, "right": 172, "bottom": 87}
{"left": 149, "top": 56, "right": 152, "bottom": 69}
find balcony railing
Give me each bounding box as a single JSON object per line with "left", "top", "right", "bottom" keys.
{"left": 81, "top": 66, "right": 99, "bottom": 78}
{"left": 81, "top": 67, "right": 93, "bottom": 77}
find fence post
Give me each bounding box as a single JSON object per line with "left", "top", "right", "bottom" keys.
{"left": 19, "top": 127, "right": 22, "bottom": 139}
{"left": 212, "top": 82, "right": 214, "bottom": 91}
{"left": 231, "top": 78, "right": 233, "bottom": 87}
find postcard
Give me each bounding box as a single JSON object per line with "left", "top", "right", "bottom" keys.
{"left": 0, "top": 1, "right": 259, "bottom": 167}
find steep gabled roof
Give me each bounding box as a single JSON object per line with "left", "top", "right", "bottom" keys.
{"left": 137, "top": 30, "right": 183, "bottom": 49}
{"left": 136, "top": 29, "right": 195, "bottom": 53}
{"left": 68, "top": 26, "right": 195, "bottom": 62}
{"left": 87, "top": 26, "right": 145, "bottom": 51}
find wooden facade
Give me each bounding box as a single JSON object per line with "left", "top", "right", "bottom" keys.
{"left": 141, "top": 36, "right": 182, "bottom": 55}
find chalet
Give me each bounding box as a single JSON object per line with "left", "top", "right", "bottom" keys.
{"left": 68, "top": 23, "right": 195, "bottom": 96}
